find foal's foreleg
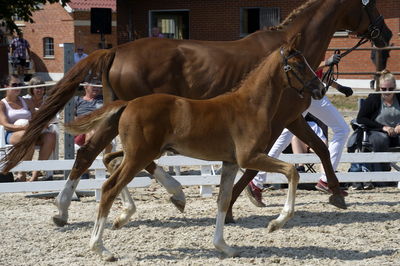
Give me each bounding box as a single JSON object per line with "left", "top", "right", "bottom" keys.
{"left": 287, "top": 117, "right": 347, "bottom": 209}
{"left": 53, "top": 122, "right": 119, "bottom": 227}
{"left": 239, "top": 153, "right": 299, "bottom": 232}
{"left": 214, "top": 162, "right": 239, "bottom": 257}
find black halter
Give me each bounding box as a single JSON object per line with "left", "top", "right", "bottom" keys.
{"left": 280, "top": 48, "right": 321, "bottom": 99}
{"left": 360, "top": 0, "right": 386, "bottom": 41}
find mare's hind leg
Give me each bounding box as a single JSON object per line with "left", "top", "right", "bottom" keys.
{"left": 239, "top": 152, "right": 299, "bottom": 232}
{"left": 104, "top": 152, "right": 186, "bottom": 213}
{"left": 213, "top": 162, "right": 239, "bottom": 257}
{"left": 53, "top": 118, "right": 119, "bottom": 227}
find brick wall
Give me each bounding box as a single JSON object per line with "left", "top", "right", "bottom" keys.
{"left": 117, "top": 0, "right": 400, "bottom": 79}
{"left": 22, "top": 3, "right": 74, "bottom": 75}
{"left": 20, "top": 3, "right": 118, "bottom": 80}
{"left": 73, "top": 11, "right": 118, "bottom": 54}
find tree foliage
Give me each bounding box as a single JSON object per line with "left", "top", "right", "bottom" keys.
{"left": 0, "top": 0, "right": 70, "bottom": 33}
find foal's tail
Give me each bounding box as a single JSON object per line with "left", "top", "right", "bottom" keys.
{"left": 65, "top": 100, "right": 128, "bottom": 135}
{"left": 1, "top": 49, "right": 116, "bottom": 173}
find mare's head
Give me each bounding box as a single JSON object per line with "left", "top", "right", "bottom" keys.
{"left": 279, "top": 34, "right": 325, "bottom": 100}
{"left": 340, "top": 0, "right": 392, "bottom": 47}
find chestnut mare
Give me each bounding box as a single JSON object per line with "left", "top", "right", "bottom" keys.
{"left": 1, "top": 0, "right": 392, "bottom": 227}
{"left": 65, "top": 38, "right": 325, "bottom": 260}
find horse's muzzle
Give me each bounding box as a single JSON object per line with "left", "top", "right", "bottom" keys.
{"left": 311, "top": 83, "right": 326, "bottom": 100}
{"left": 371, "top": 20, "right": 393, "bottom": 48}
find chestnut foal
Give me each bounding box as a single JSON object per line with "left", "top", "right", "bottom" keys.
{"left": 66, "top": 37, "right": 325, "bottom": 261}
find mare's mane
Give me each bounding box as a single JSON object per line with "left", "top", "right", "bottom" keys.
{"left": 229, "top": 46, "right": 283, "bottom": 93}
{"left": 269, "top": 0, "right": 320, "bottom": 31}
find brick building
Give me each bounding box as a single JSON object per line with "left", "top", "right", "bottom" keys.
{"left": 117, "top": 0, "right": 399, "bottom": 82}
{"left": 13, "top": 0, "right": 117, "bottom": 81}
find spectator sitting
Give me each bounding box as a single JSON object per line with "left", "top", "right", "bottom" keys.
{"left": 0, "top": 75, "right": 56, "bottom": 181}
{"left": 74, "top": 78, "right": 110, "bottom": 178}
{"left": 355, "top": 69, "right": 398, "bottom": 188}
{"left": 26, "top": 76, "right": 58, "bottom": 132}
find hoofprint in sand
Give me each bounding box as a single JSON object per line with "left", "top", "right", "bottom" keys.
{"left": 0, "top": 184, "right": 398, "bottom": 265}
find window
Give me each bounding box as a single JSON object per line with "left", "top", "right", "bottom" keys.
{"left": 240, "top": 7, "right": 280, "bottom": 37}
{"left": 43, "top": 37, "right": 54, "bottom": 57}
{"left": 149, "top": 10, "right": 189, "bottom": 39}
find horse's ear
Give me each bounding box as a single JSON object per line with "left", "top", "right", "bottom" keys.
{"left": 288, "top": 33, "right": 302, "bottom": 51}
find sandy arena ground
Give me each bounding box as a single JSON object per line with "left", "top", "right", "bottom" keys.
{"left": 0, "top": 183, "right": 399, "bottom": 266}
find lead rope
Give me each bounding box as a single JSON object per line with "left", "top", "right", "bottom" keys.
{"left": 322, "top": 37, "right": 369, "bottom": 86}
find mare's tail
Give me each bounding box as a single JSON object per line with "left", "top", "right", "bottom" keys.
{"left": 65, "top": 100, "right": 128, "bottom": 135}
{"left": 1, "top": 49, "right": 116, "bottom": 173}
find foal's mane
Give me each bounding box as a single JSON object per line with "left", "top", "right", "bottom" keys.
{"left": 269, "top": 0, "right": 320, "bottom": 31}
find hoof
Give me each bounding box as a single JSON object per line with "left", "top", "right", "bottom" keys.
{"left": 329, "top": 194, "right": 347, "bottom": 209}
{"left": 111, "top": 220, "right": 122, "bottom": 230}
{"left": 266, "top": 220, "right": 281, "bottom": 233}
{"left": 52, "top": 215, "right": 67, "bottom": 227}
{"left": 170, "top": 196, "right": 185, "bottom": 213}
{"left": 103, "top": 253, "right": 117, "bottom": 262}
{"left": 224, "top": 214, "right": 235, "bottom": 224}
{"left": 224, "top": 247, "right": 240, "bottom": 258}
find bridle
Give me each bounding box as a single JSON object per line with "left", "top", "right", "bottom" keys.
{"left": 359, "top": 0, "right": 386, "bottom": 42}
{"left": 322, "top": 0, "right": 391, "bottom": 88}
{"left": 280, "top": 47, "right": 323, "bottom": 99}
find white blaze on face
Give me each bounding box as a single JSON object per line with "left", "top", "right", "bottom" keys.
{"left": 362, "top": 0, "right": 370, "bottom": 6}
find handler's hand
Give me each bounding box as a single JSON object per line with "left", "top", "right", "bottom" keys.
{"left": 325, "top": 54, "right": 341, "bottom": 66}
{"left": 383, "top": 126, "right": 396, "bottom": 137}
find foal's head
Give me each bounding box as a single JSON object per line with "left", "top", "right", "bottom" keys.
{"left": 338, "top": 0, "right": 392, "bottom": 47}
{"left": 279, "top": 35, "right": 325, "bottom": 100}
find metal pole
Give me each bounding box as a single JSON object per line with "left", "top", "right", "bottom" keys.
{"left": 63, "top": 43, "right": 75, "bottom": 179}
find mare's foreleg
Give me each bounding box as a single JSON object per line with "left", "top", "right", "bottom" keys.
{"left": 239, "top": 152, "right": 299, "bottom": 231}
{"left": 53, "top": 119, "right": 119, "bottom": 227}
{"left": 287, "top": 117, "right": 347, "bottom": 209}
{"left": 213, "top": 162, "right": 239, "bottom": 257}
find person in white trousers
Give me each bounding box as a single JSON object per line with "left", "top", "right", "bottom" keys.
{"left": 245, "top": 54, "right": 352, "bottom": 207}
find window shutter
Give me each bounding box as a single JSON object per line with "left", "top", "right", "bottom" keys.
{"left": 259, "top": 7, "right": 280, "bottom": 28}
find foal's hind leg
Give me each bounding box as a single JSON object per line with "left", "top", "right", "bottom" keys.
{"left": 103, "top": 152, "right": 185, "bottom": 229}
{"left": 239, "top": 153, "right": 299, "bottom": 232}
{"left": 111, "top": 186, "right": 136, "bottom": 230}
{"left": 104, "top": 152, "right": 186, "bottom": 213}
{"left": 213, "top": 162, "right": 239, "bottom": 257}
{"left": 90, "top": 155, "right": 154, "bottom": 261}
{"left": 53, "top": 120, "right": 119, "bottom": 227}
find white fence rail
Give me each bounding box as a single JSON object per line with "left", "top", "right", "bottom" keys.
{"left": 1, "top": 153, "right": 399, "bottom": 197}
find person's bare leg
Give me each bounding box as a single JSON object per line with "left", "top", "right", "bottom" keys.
{"left": 29, "top": 132, "right": 57, "bottom": 181}
{"left": 10, "top": 130, "right": 34, "bottom": 181}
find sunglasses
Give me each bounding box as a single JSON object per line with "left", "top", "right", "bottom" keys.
{"left": 380, "top": 87, "right": 394, "bottom": 91}
{"left": 11, "top": 83, "right": 24, "bottom": 87}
